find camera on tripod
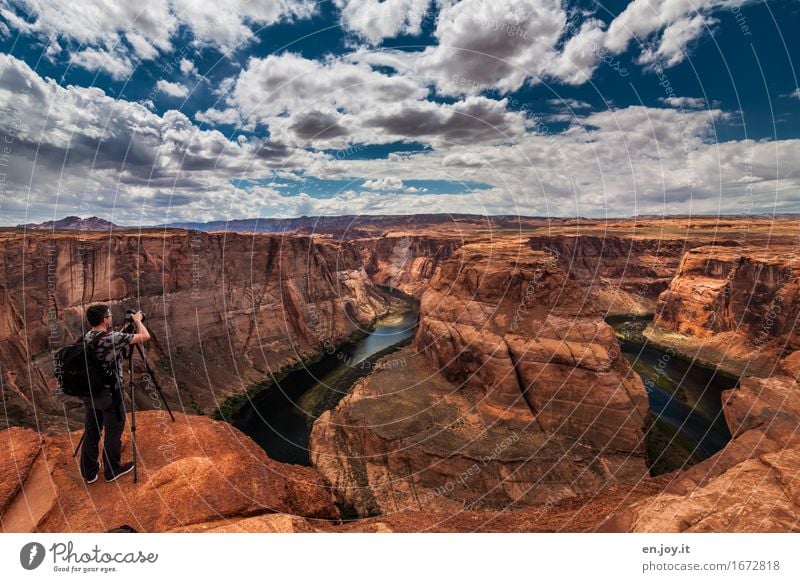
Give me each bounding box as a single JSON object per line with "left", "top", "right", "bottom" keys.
{"left": 124, "top": 309, "right": 146, "bottom": 323}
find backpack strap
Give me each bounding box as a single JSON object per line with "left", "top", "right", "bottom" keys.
{"left": 86, "top": 330, "right": 112, "bottom": 347}
{"left": 84, "top": 330, "right": 115, "bottom": 385}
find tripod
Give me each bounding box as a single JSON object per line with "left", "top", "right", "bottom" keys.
{"left": 73, "top": 320, "right": 176, "bottom": 484}
{"left": 122, "top": 319, "right": 176, "bottom": 483}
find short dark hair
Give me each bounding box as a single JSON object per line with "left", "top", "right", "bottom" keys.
{"left": 86, "top": 304, "right": 111, "bottom": 327}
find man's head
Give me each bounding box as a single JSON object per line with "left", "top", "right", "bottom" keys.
{"left": 86, "top": 304, "right": 112, "bottom": 329}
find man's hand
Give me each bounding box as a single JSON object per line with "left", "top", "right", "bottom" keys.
{"left": 130, "top": 311, "right": 150, "bottom": 345}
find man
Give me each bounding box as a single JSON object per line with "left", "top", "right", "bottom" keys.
{"left": 80, "top": 304, "right": 150, "bottom": 483}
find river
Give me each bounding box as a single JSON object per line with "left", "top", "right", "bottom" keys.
{"left": 607, "top": 316, "right": 735, "bottom": 475}
{"left": 235, "top": 308, "right": 734, "bottom": 475}
{"left": 233, "top": 307, "right": 418, "bottom": 466}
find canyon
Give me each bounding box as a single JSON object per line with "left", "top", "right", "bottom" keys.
{"left": 0, "top": 230, "right": 393, "bottom": 430}
{"left": 1, "top": 215, "right": 799, "bottom": 532}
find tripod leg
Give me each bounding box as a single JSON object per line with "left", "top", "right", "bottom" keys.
{"left": 135, "top": 343, "right": 176, "bottom": 422}
{"left": 128, "top": 349, "right": 138, "bottom": 484}
{"left": 72, "top": 431, "right": 85, "bottom": 458}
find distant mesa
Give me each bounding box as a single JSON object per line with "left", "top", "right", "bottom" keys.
{"left": 19, "top": 216, "right": 121, "bottom": 231}
{"left": 17, "top": 213, "right": 800, "bottom": 234}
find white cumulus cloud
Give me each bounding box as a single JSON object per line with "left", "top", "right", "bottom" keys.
{"left": 334, "top": 0, "right": 431, "bottom": 44}
{"left": 156, "top": 79, "right": 189, "bottom": 98}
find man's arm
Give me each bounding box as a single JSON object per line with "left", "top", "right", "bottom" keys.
{"left": 129, "top": 311, "right": 151, "bottom": 345}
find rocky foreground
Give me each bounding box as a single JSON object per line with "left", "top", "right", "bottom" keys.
{"left": 1, "top": 217, "right": 799, "bottom": 532}
{"left": 0, "top": 412, "right": 337, "bottom": 532}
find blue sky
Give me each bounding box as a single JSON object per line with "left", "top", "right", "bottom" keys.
{"left": 0, "top": 0, "right": 798, "bottom": 225}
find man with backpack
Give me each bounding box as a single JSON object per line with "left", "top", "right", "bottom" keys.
{"left": 79, "top": 304, "right": 150, "bottom": 484}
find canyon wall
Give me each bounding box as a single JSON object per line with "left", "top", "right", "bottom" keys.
{"left": 600, "top": 242, "right": 800, "bottom": 531}
{"left": 647, "top": 244, "right": 800, "bottom": 376}
{"left": 602, "top": 359, "right": 800, "bottom": 532}
{"left": 0, "top": 231, "right": 392, "bottom": 430}
{"left": 4, "top": 224, "right": 798, "bottom": 531}
{"left": 529, "top": 235, "right": 704, "bottom": 315}
{"left": 311, "top": 238, "right": 651, "bottom": 516}
{"left": 355, "top": 233, "right": 464, "bottom": 297}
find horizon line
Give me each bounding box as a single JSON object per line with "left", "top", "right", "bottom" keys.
{"left": 7, "top": 211, "right": 800, "bottom": 229}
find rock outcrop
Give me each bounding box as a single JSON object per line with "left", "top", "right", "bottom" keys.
{"left": 311, "top": 238, "right": 650, "bottom": 517}
{"left": 0, "top": 231, "right": 392, "bottom": 429}
{"left": 5, "top": 219, "right": 799, "bottom": 533}
{"left": 647, "top": 245, "right": 800, "bottom": 376}
{"left": 415, "top": 239, "right": 649, "bottom": 443}
{"left": 602, "top": 371, "right": 800, "bottom": 532}
{"left": 0, "top": 411, "right": 338, "bottom": 532}
{"left": 529, "top": 235, "right": 703, "bottom": 315}
{"left": 356, "top": 233, "right": 464, "bottom": 297}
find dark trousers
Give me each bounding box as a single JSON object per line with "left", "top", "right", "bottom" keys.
{"left": 80, "top": 390, "right": 126, "bottom": 480}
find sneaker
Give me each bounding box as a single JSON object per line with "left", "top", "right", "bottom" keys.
{"left": 105, "top": 462, "right": 135, "bottom": 482}
{"left": 85, "top": 474, "right": 99, "bottom": 484}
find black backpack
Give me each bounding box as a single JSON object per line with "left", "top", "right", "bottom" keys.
{"left": 54, "top": 331, "right": 116, "bottom": 397}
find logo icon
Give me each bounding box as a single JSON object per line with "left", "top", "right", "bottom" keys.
{"left": 20, "top": 542, "right": 45, "bottom": 570}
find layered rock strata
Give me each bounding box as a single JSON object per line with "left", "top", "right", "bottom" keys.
{"left": 647, "top": 245, "right": 800, "bottom": 376}
{"left": 311, "top": 239, "right": 650, "bottom": 516}
{"left": 0, "top": 231, "right": 391, "bottom": 429}
{"left": 0, "top": 411, "right": 338, "bottom": 532}
{"left": 356, "top": 233, "right": 464, "bottom": 297}
{"left": 602, "top": 362, "right": 800, "bottom": 532}
{"left": 529, "top": 235, "right": 705, "bottom": 316}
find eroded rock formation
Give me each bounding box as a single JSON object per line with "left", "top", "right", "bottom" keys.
{"left": 311, "top": 238, "right": 650, "bottom": 516}
{"left": 3, "top": 219, "right": 799, "bottom": 532}
{"left": 529, "top": 235, "right": 705, "bottom": 315}
{"left": 356, "top": 232, "right": 464, "bottom": 297}
{"left": 647, "top": 244, "right": 800, "bottom": 376}
{"left": 0, "top": 231, "right": 392, "bottom": 429}
{"left": 602, "top": 367, "right": 800, "bottom": 532}
{"left": 0, "top": 411, "right": 338, "bottom": 532}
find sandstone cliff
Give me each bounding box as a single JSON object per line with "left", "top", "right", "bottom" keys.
{"left": 0, "top": 411, "right": 338, "bottom": 532}
{"left": 601, "top": 364, "right": 800, "bottom": 532}
{"left": 0, "top": 231, "right": 392, "bottom": 429}
{"left": 355, "top": 232, "right": 464, "bottom": 297}
{"left": 4, "top": 222, "right": 799, "bottom": 533}
{"left": 647, "top": 244, "right": 800, "bottom": 376}
{"left": 529, "top": 235, "right": 704, "bottom": 316}
{"left": 311, "top": 238, "right": 650, "bottom": 517}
